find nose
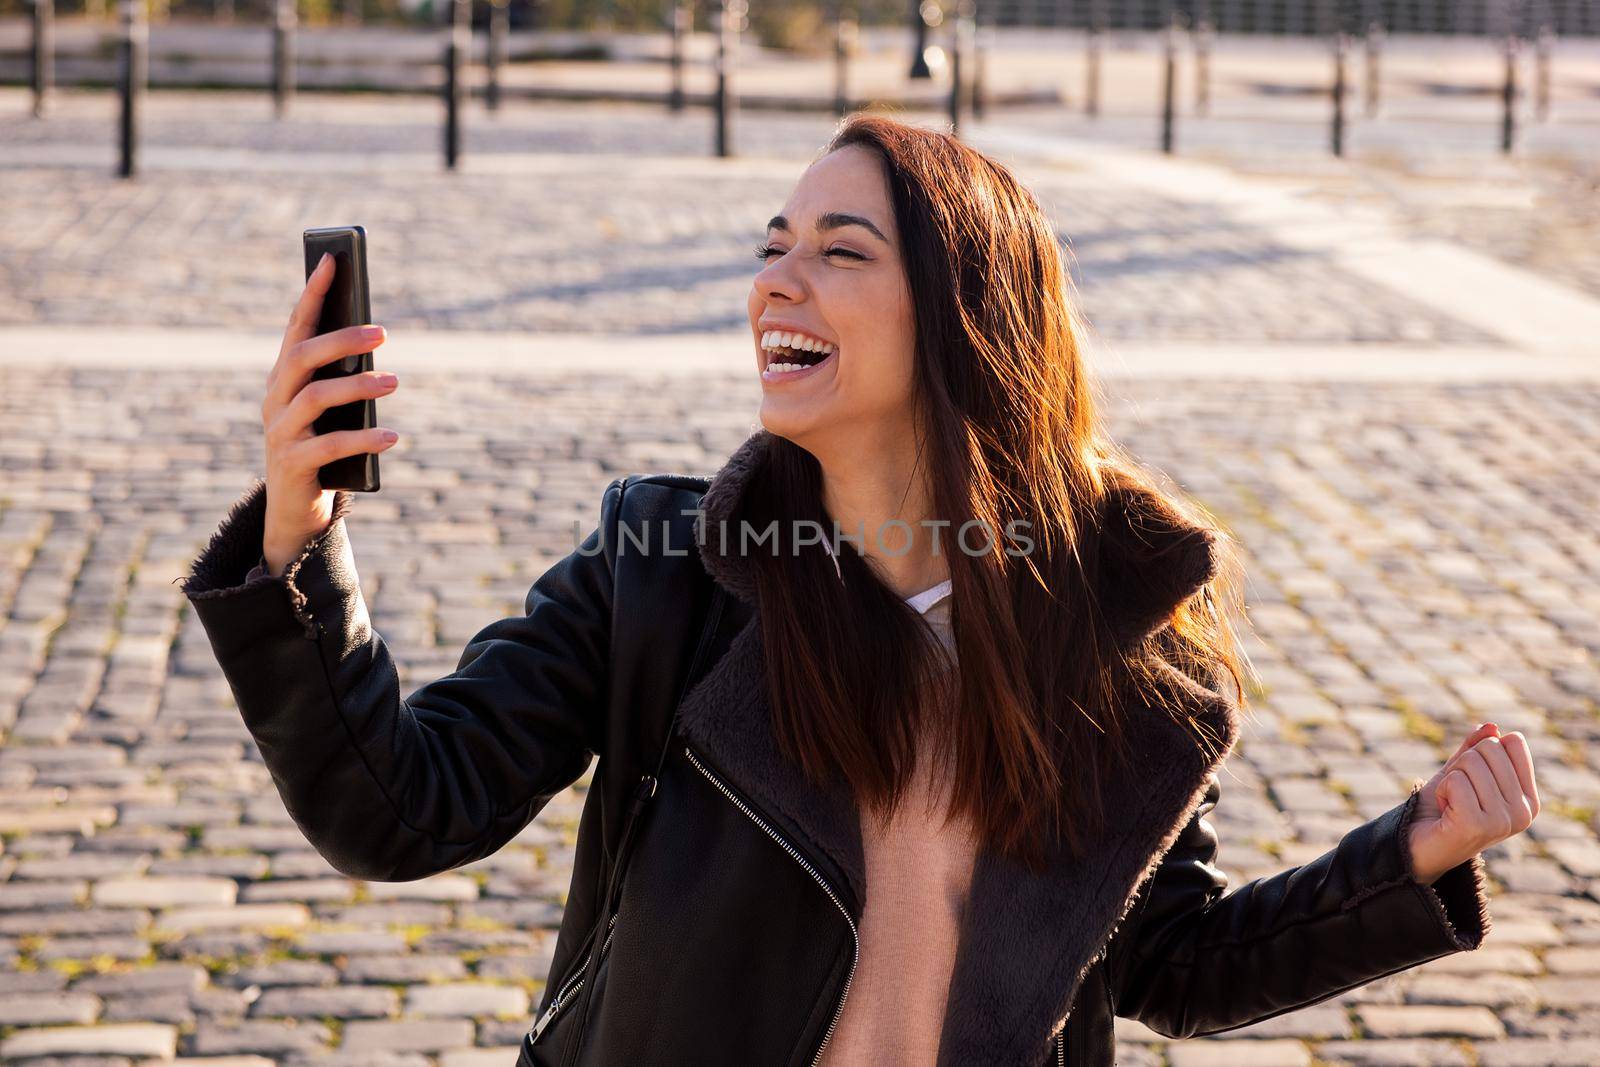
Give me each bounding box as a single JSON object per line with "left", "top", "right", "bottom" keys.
{"left": 754, "top": 255, "right": 804, "bottom": 305}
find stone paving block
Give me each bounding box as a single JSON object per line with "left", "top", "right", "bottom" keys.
{"left": 340, "top": 1020, "right": 475, "bottom": 1054}
{"left": 1167, "top": 1039, "right": 1312, "bottom": 1066}
{"left": 100, "top": 992, "right": 194, "bottom": 1026}
{"left": 403, "top": 982, "right": 529, "bottom": 1019}
{"left": 0, "top": 993, "right": 101, "bottom": 1026}
{"left": 1312, "top": 1039, "right": 1471, "bottom": 1065}
{"left": 153, "top": 904, "right": 309, "bottom": 933}
{"left": 0, "top": 1024, "right": 177, "bottom": 1060}
{"left": 92, "top": 877, "right": 238, "bottom": 908}
{"left": 218, "top": 961, "right": 338, "bottom": 989}
{"left": 1476, "top": 1038, "right": 1600, "bottom": 1066}
{"left": 189, "top": 1020, "right": 334, "bottom": 1057}
{"left": 239, "top": 879, "right": 354, "bottom": 904}
{"left": 0, "top": 881, "right": 89, "bottom": 910}
{"left": 250, "top": 986, "right": 398, "bottom": 1020}
{"left": 362, "top": 876, "right": 478, "bottom": 903}
{"left": 438, "top": 1050, "right": 523, "bottom": 1067}
{"left": 1354, "top": 1004, "right": 1506, "bottom": 1039}
{"left": 340, "top": 955, "right": 468, "bottom": 984}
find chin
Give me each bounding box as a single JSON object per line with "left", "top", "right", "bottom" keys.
{"left": 757, "top": 404, "right": 826, "bottom": 449}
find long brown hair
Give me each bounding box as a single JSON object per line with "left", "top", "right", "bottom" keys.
{"left": 747, "top": 115, "right": 1253, "bottom": 873}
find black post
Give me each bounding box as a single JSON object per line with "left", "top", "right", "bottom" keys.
{"left": 1194, "top": 17, "right": 1212, "bottom": 117}
{"left": 715, "top": 0, "right": 742, "bottom": 158}
{"left": 272, "top": 0, "right": 295, "bottom": 119}
{"left": 1160, "top": 10, "right": 1178, "bottom": 154}
{"left": 117, "top": 0, "right": 145, "bottom": 179}
{"left": 1085, "top": 0, "right": 1103, "bottom": 118}
{"left": 972, "top": 0, "right": 987, "bottom": 120}
{"left": 1331, "top": 31, "right": 1348, "bottom": 156}
{"left": 31, "top": 0, "right": 54, "bottom": 119}
{"left": 1364, "top": 20, "right": 1382, "bottom": 117}
{"left": 486, "top": 0, "right": 507, "bottom": 113}
{"left": 909, "top": 0, "right": 931, "bottom": 78}
{"left": 949, "top": 1, "right": 969, "bottom": 137}
{"left": 1501, "top": 33, "right": 1517, "bottom": 154}
{"left": 670, "top": 0, "right": 688, "bottom": 112}
{"left": 834, "top": 3, "right": 855, "bottom": 117}
{"left": 444, "top": 0, "right": 468, "bottom": 169}
{"left": 1534, "top": 23, "right": 1552, "bottom": 121}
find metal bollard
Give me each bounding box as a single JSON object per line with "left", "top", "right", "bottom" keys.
{"left": 272, "top": 0, "right": 295, "bottom": 119}
{"left": 1160, "top": 11, "right": 1178, "bottom": 155}
{"left": 31, "top": 0, "right": 53, "bottom": 119}
{"left": 487, "top": 0, "right": 508, "bottom": 113}
{"left": 949, "top": 1, "right": 971, "bottom": 138}
{"left": 834, "top": 5, "right": 856, "bottom": 117}
{"left": 1501, "top": 33, "right": 1518, "bottom": 155}
{"left": 1331, "top": 31, "right": 1348, "bottom": 157}
{"left": 1085, "top": 0, "right": 1104, "bottom": 118}
{"left": 117, "top": 0, "right": 146, "bottom": 179}
{"left": 1534, "top": 23, "right": 1552, "bottom": 122}
{"left": 1364, "top": 20, "right": 1383, "bottom": 118}
{"left": 1193, "top": 17, "right": 1212, "bottom": 117}
{"left": 669, "top": 0, "right": 689, "bottom": 112}
{"left": 715, "top": 0, "right": 743, "bottom": 158}
{"left": 909, "top": 0, "right": 931, "bottom": 79}
{"left": 971, "top": 5, "right": 988, "bottom": 120}
{"left": 444, "top": 0, "right": 469, "bottom": 169}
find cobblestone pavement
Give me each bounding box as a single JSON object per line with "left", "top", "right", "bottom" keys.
{"left": 1, "top": 361, "right": 1599, "bottom": 1064}
{"left": 6, "top": 78, "right": 1600, "bottom": 1066}
{"left": 0, "top": 91, "right": 1499, "bottom": 346}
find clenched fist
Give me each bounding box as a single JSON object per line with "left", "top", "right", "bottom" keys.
{"left": 1406, "top": 722, "right": 1539, "bottom": 885}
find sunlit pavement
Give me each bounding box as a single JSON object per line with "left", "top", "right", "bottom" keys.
{"left": 3, "top": 89, "right": 1600, "bottom": 1064}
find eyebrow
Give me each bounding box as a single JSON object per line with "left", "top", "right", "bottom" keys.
{"left": 766, "top": 211, "right": 889, "bottom": 244}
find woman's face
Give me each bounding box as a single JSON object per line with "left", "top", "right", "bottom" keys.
{"left": 747, "top": 145, "right": 917, "bottom": 449}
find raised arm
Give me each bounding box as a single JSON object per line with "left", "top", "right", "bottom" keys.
{"left": 180, "top": 476, "right": 624, "bottom": 881}
{"left": 1104, "top": 767, "right": 1492, "bottom": 1039}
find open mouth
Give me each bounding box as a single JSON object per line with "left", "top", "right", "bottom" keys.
{"left": 761, "top": 330, "right": 837, "bottom": 378}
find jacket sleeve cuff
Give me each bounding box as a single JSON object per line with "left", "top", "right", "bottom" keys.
{"left": 1344, "top": 781, "right": 1493, "bottom": 954}
{"left": 178, "top": 479, "right": 359, "bottom": 640}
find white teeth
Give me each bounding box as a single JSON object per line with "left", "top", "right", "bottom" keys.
{"left": 767, "top": 362, "right": 808, "bottom": 374}
{"left": 759, "top": 331, "right": 836, "bottom": 355}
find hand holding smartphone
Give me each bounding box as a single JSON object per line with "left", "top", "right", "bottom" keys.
{"left": 257, "top": 226, "right": 399, "bottom": 577}
{"left": 302, "top": 225, "right": 381, "bottom": 493}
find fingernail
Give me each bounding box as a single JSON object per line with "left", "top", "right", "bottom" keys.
{"left": 362, "top": 325, "right": 385, "bottom": 339}
{"left": 375, "top": 372, "right": 397, "bottom": 386}
{"left": 380, "top": 429, "right": 399, "bottom": 443}
{"left": 319, "top": 252, "right": 331, "bottom": 268}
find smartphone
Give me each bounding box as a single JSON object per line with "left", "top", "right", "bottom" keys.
{"left": 303, "top": 225, "right": 380, "bottom": 493}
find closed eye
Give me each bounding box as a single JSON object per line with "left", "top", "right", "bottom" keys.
{"left": 754, "top": 244, "right": 867, "bottom": 262}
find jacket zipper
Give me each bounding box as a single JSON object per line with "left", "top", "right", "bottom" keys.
{"left": 1056, "top": 1025, "right": 1066, "bottom": 1066}
{"left": 526, "top": 910, "right": 620, "bottom": 1044}
{"left": 684, "top": 744, "right": 859, "bottom": 1067}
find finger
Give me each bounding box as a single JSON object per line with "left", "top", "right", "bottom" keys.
{"left": 270, "top": 325, "right": 388, "bottom": 414}
{"left": 279, "top": 252, "right": 337, "bottom": 363}
{"left": 1474, "top": 736, "right": 1526, "bottom": 813}
{"left": 1498, "top": 730, "right": 1541, "bottom": 820}
{"left": 1443, "top": 723, "right": 1495, "bottom": 774}
{"left": 1454, "top": 751, "right": 1507, "bottom": 835}
{"left": 285, "top": 426, "right": 399, "bottom": 470}
{"left": 1440, "top": 766, "right": 1484, "bottom": 820}
{"left": 273, "top": 370, "right": 397, "bottom": 444}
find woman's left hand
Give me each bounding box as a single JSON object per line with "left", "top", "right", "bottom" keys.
{"left": 1406, "top": 722, "right": 1539, "bottom": 885}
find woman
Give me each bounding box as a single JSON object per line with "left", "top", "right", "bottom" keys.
{"left": 182, "top": 116, "right": 1534, "bottom": 1066}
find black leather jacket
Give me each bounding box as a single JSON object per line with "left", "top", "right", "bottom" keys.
{"left": 180, "top": 430, "right": 1491, "bottom": 1066}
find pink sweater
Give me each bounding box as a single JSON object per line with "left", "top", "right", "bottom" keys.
{"left": 817, "top": 578, "right": 979, "bottom": 1066}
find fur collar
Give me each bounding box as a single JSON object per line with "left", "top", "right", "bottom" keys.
{"left": 674, "top": 429, "right": 1242, "bottom": 1066}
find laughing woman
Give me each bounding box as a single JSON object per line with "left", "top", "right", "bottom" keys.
{"left": 181, "top": 116, "right": 1533, "bottom": 1066}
